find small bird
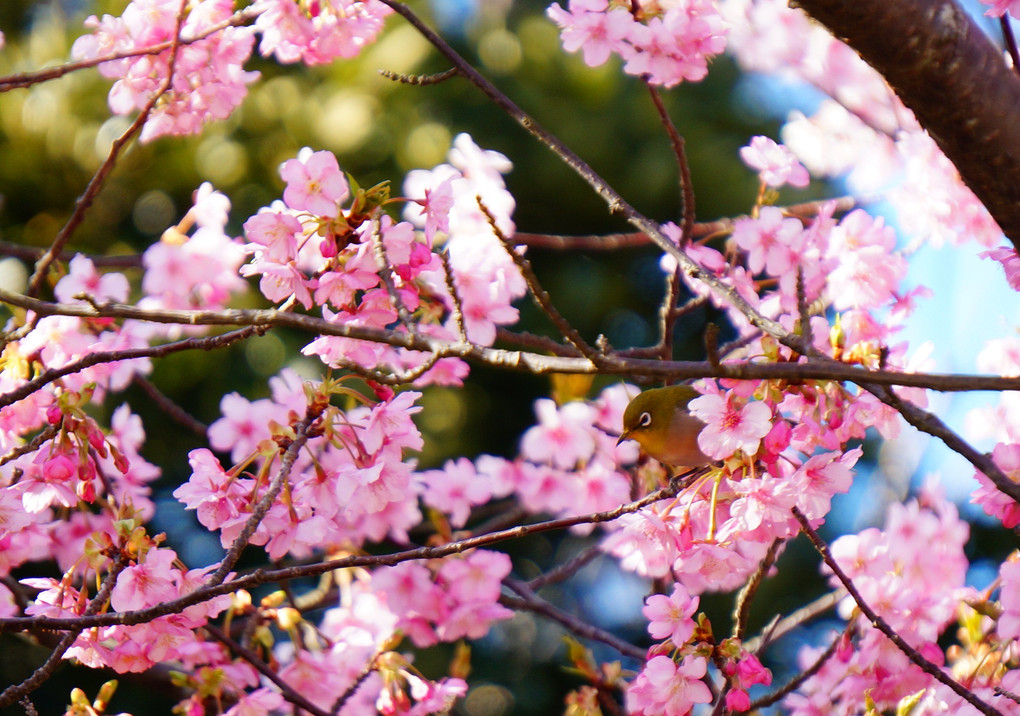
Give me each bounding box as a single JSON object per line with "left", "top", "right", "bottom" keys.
{"left": 617, "top": 385, "right": 711, "bottom": 469}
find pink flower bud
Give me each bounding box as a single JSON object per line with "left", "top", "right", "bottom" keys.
{"left": 319, "top": 236, "right": 338, "bottom": 258}
{"left": 77, "top": 478, "right": 95, "bottom": 502}
{"left": 725, "top": 689, "right": 750, "bottom": 712}
{"left": 43, "top": 454, "right": 77, "bottom": 482}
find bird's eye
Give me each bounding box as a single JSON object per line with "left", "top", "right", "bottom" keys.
{"left": 638, "top": 411, "right": 652, "bottom": 428}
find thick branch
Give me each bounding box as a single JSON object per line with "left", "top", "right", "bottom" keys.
{"left": 1, "top": 484, "right": 683, "bottom": 634}
{"left": 794, "top": 0, "right": 1020, "bottom": 251}
{"left": 4, "top": 290, "right": 1020, "bottom": 394}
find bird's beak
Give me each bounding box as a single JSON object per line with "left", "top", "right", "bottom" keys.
{"left": 616, "top": 431, "right": 631, "bottom": 447}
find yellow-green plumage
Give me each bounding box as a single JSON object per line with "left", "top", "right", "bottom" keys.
{"left": 618, "top": 385, "right": 710, "bottom": 468}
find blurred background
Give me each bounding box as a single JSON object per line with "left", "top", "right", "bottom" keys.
{"left": 0, "top": 0, "right": 1016, "bottom": 714}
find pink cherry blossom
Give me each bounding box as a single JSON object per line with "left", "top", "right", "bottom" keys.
{"left": 279, "top": 147, "right": 349, "bottom": 217}
{"left": 642, "top": 583, "right": 699, "bottom": 645}
{"left": 740, "top": 135, "right": 810, "bottom": 188}
{"left": 626, "top": 655, "right": 712, "bottom": 716}
{"left": 417, "top": 458, "right": 493, "bottom": 528}
{"left": 110, "top": 547, "right": 180, "bottom": 612}
{"left": 998, "top": 560, "right": 1020, "bottom": 641}
{"left": 72, "top": 0, "right": 259, "bottom": 143}
{"left": 732, "top": 205, "right": 806, "bottom": 277}
{"left": 411, "top": 175, "right": 454, "bottom": 242}
{"left": 207, "top": 393, "right": 280, "bottom": 463}
{"left": 546, "top": 0, "right": 634, "bottom": 67}
{"left": 520, "top": 399, "right": 598, "bottom": 469}
{"left": 971, "top": 442, "right": 1020, "bottom": 528}
{"left": 980, "top": 0, "right": 1020, "bottom": 17}
{"left": 254, "top": 0, "right": 392, "bottom": 66}
{"left": 789, "top": 448, "right": 861, "bottom": 520}
{"left": 982, "top": 245, "right": 1020, "bottom": 291}
{"left": 689, "top": 391, "right": 773, "bottom": 459}
{"left": 826, "top": 209, "right": 905, "bottom": 310}
{"left": 54, "top": 255, "right": 129, "bottom": 304}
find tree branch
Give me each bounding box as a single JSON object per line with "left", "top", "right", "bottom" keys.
{"left": 792, "top": 507, "right": 1004, "bottom": 716}
{"left": 794, "top": 0, "right": 1020, "bottom": 252}
{"left": 5, "top": 289, "right": 1020, "bottom": 394}
{"left": 1, "top": 483, "right": 684, "bottom": 634}
{"left": 502, "top": 578, "right": 646, "bottom": 660}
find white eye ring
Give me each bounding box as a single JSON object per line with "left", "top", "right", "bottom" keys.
{"left": 638, "top": 411, "right": 652, "bottom": 428}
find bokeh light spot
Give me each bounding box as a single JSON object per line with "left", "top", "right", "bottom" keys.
{"left": 132, "top": 189, "right": 176, "bottom": 236}
{"left": 0, "top": 257, "right": 28, "bottom": 294}
{"left": 94, "top": 116, "right": 132, "bottom": 160}
{"left": 315, "top": 91, "right": 378, "bottom": 153}
{"left": 463, "top": 683, "right": 514, "bottom": 716}
{"left": 195, "top": 136, "right": 248, "bottom": 187}
{"left": 401, "top": 122, "right": 452, "bottom": 170}
{"left": 244, "top": 332, "right": 287, "bottom": 376}
{"left": 478, "top": 28, "right": 522, "bottom": 75}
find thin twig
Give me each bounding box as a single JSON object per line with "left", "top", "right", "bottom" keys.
{"left": 0, "top": 326, "right": 259, "bottom": 410}
{"left": 733, "top": 538, "right": 783, "bottom": 641}
{"left": 330, "top": 656, "right": 379, "bottom": 716}
{"left": 0, "top": 550, "right": 131, "bottom": 708}
{"left": 6, "top": 289, "right": 1020, "bottom": 392}
{"left": 645, "top": 84, "right": 696, "bottom": 361}
{"left": 205, "top": 624, "right": 329, "bottom": 716}
{"left": 478, "top": 198, "right": 601, "bottom": 362}
{"left": 0, "top": 241, "right": 143, "bottom": 269}
{"left": 25, "top": 2, "right": 192, "bottom": 298}
{"left": 528, "top": 543, "right": 603, "bottom": 590}
{"left": 792, "top": 507, "right": 1005, "bottom": 716}
{"left": 0, "top": 424, "right": 59, "bottom": 467}
{"left": 1002, "top": 15, "right": 1020, "bottom": 78}
{"left": 132, "top": 375, "right": 209, "bottom": 438}
{"left": 503, "top": 578, "right": 646, "bottom": 660}
{"left": 645, "top": 84, "right": 695, "bottom": 242}
{"left": 995, "top": 686, "right": 1020, "bottom": 705}
{"left": 796, "top": 266, "right": 813, "bottom": 350}
{"left": 0, "top": 8, "right": 261, "bottom": 93}
{"left": 495, "top": 327, "right": 582, "bottom": 356}
{"left": 510, "top": 196, "right": 857, "bottom": 251}
{"left": 747, "top": 624, "right": 848, "bottom": 710}
{"left": 743, "top": 589, "right": 843, "bottom": 653}
{"left": 207, "top": 410, "right": 321, "bottom": 586}
{"left": 326, "top": 351, "right": 440, "bottom": 386}
{"left": 371, "top": 220, "right": 417, "bottom": 330}
{"left": 379, "top": 67, "right": 459, "bottom": 85}
{"left": 440, "top": 249, "right": 468, "bottom": 342}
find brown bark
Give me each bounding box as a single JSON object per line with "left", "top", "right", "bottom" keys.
{"left": 794, "top": 0, "right": 1020, "bottom": 252}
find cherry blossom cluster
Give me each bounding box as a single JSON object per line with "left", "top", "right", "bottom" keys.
{"left": 244, "top": 135, "right": 524, "bottom": 383}
{"left": 266, "top": 566, "right": 469, "bottom": 716}
{"left": 547, "top": 0, "right": 729, "bottom": 87}
{"left": 627, "top": 582, "right": 770, "bottom": 714}
{"left": 783, "top": 489, "right": 1013, "bottom": 715}
{"left": 26, "top": 544, "right": 231, "bottom": 674}
{"left": 178, "top": 379, "right": 426, "bottom": 554}
{"left": 253, "top": 0, "right": 392, "bottom": 65}
{"left": 144, "top": 182, "right": 249, "bottom": 316}
{"left": 72, "top": 0, "right": 260, "bottom": 142}
{"left": 0, "top": 182, "right": 246, "bottom": 623}
{"left": 7, "top": 0, "right": 1020, "bottom": 714}
{"left": 722, "top": 0, "right": 1004, "bottom": 253}
{"left": 72, "top": 0, "right": 392, "bottom": 142}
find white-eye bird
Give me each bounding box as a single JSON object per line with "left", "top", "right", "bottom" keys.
{"left": 617, "top": 385, "right": 711, "bottom": 469}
